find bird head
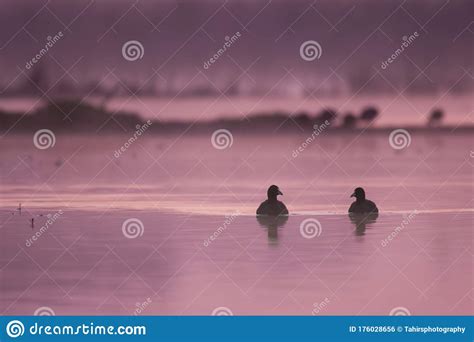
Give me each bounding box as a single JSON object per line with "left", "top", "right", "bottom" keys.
{"left": 351, "top": 187, "right": 366, "bottom": 201}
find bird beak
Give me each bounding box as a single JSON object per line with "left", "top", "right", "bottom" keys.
{"left": 350, "top": 192, "right": 355, "bottom": 198}
{"left": 278, "top": 190, "right": 283, "bottom": 195}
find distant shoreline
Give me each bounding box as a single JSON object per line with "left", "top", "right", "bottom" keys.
{"left": 2, "top": 125, "right": 473, "bottom": 136}
{"left": 1, "top": 99, "right": 472, "bottom": 135}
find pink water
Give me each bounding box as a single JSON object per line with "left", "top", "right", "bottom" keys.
{"left": 0, "top": 132, "right": 472, "bottom": 315}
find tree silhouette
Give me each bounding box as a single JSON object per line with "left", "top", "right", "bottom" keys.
{"left": 316, "top": 108, "right": 337, "bottom": 126}
{"left": 342, "top": 113, "right": 357, "bottom": 128}
{"left": 428, "top": 108, "right": 444, "bottom": 127}
{"left": 293, "top": 111, "right": 312, "bottom": 128}
{"left": 359, "top": 106, "right": 379, "bottom": 125}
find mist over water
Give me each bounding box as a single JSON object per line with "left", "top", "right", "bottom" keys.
{"left": 0, "top": 0, "right": 472, "bottom": 101}
{"left": 0, "top": 133, "right": 472, "bottom": 315}
{"left": 1, "top": 133, "right": 472, "bottom": 213}
{"left": 0, "top": 0, "right": 472, "bottom": 317}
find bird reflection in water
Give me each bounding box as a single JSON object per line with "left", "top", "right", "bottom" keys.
{"left": 256, "top": 215, "right": 289, "bottom": 244}
{"left": 349, "top": 212, "right": 378, "bottom": 236}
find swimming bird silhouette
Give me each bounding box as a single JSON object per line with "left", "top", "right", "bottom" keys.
{"left": 348, "top": 187, "right": 378, "bottom": 213}
{"left": 256, "top": 185, "right": 289, "bottom": 216}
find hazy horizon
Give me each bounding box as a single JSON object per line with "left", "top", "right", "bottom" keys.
{"left": 0, "top": 0, "right": 472, "bottom": 320}
{"left": 0, "top": 0, "right": 472, "bottom": 100}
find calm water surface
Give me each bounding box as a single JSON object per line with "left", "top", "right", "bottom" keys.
{"left": 0, "top": 133, "right": 472, "bottom": 315}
